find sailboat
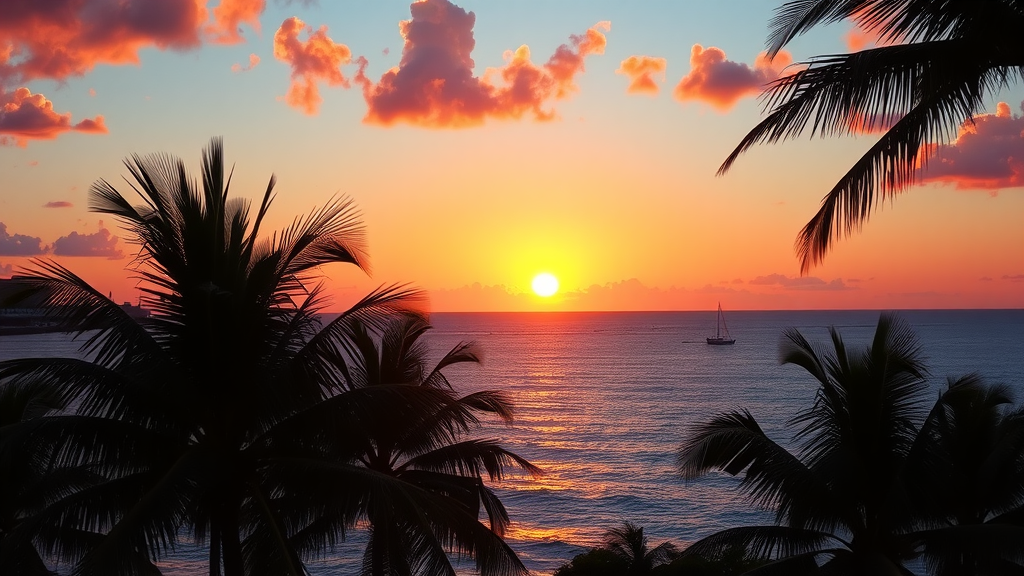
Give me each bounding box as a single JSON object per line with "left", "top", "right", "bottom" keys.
{"left": 706, "top": 302, "right": 735, "bottom": 345}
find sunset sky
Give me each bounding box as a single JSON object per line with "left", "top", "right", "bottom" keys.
{"left": 2, "top": 0, "right": 1022, "bottom": 312}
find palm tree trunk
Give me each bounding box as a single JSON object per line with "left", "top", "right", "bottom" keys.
{"left": 221, "top": 503, "right": 244, "bottom": 576}
{"left": 210, "top": 526, "right": 222, "bottom": 576}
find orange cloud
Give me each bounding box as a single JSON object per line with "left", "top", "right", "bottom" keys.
{"left": 273, "top": 17, "right": 354, "bottom": 115}
{"left": 673, "top": 45, "right": 792, "bottom": 111}
{"left": 918, "top": 101, "right": 1024, "bottom": 191}
{"left": 0, "top": 0, "right": 208, "bottom": 85}
{"left": 844, "top": 27, "right": 877, "bottom": 52}
{"left": 355, "top": 0, "right": 610, "bottom": 127}
{"left": 846, "top": 111, "right": 902, "bottom": 134}
{"left": 616, "top": 55, "right": 667, "bottom": 95}
{"left": 0, "top": 87, "right": 107, "bottom": 146}
{"left": 231, "top": 52, "right": 261, "bottom": 73}
{"left": 208, "top": 0, "right": 265, "bottom": 44}
{"left": 43, "top": 201, "right": 73, "bottom": 208}
{"left": 842, "top": 15, "right": 899, "bottom": 53}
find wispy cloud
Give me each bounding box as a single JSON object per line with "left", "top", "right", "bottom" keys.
{"left": 43, "top": 201, "right": 73, "bottom": 208}
{"left": 748, "top": 273, "right": 852, "bottom": 291}
{"left": 231, "top": 53, "right": 261, "bottom": 73}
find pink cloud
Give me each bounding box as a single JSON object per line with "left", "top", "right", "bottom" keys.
{"left": 843, "top": 19, "right": 898, "bottom": 52}
{"left": 674, "top": 45, "right": 792, "bottom": 111}
{"left": 0, "top": 262, "right": 12, "bottom": 278}
{"left": 273, "top": 17, "right": 354, "bottom": 115}
{"left": 616, "top": 55, "right": 667, "bottom": 95}
{"left": 231, "top": 52, "right": 260, "bottom": 73}
{"left": 0, "top": 87, "right": 107, "bottom": 146}
{"left": 918, "top": 101, "right": 1024, "bottom": 191}
{"left": 846, "top": 111, "right": 902, "bottom": 134}
{"left": 43, "top": 201, "right": 73, "bottom": 208}
{"left": 52, "top": 226, "right": 124, "bottom": 259}
{"left": 0, "top": 0, "right": 208, "bottom": 85}
{"left": 355, "top": 0, "right": 610, "bottom": 127}
{"left": 208, "top": 0, "right": 265, "bottom": 45}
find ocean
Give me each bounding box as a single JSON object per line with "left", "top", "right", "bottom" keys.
{"left": 3, "top": 309, "right": 1023, "bottom": 575}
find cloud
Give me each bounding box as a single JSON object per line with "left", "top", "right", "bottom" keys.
{"left": 0, "top": 222, "right": 46, "bottom": 256}
{"left": 355, "top": 0, "right": 610, "bottom": 127}
{"left": 616, "top": 55, "right": 667, "bottom": 95}
{"left": 748, "top": 273, "right": 852, "bottom": 291}
{"left": 0, "top": 262, "right": 12, "bottom": 277}
{"left": 43, "top": 201, "right": 73, "bottom": 208}
{"left": 673, "top": 45, "right": 792, "bottom": 111}
{"left": 0, "top": 0, "right": 208, "bottom": 85}
{"left": 89, "top": 88, "right": 96, "bottom": 97}
{"left": 842, "top": 19, "right": 898, "bottom": 52}
{"left": 52, "top": 227, "right": 124, "bottom": 259}
{"left": 917, "top": 101, "right": 1024, "bottom": 191}
{"left": 0, "top": 87, "right": 107, "bottom": 146}
{"left": 846, "top": 111, "right": 902, "bottom": 134}
{"left": 231, "top": 52, "right": 261, "bottom": 73}
{"left": 273, "top": 17, "right": 354, "bottom": 114}
{"left": 1003, "top": 274, "right": 1024, "bottom": 282}
{"left": 208, "top": 0, "right": 265, "bottom": 45}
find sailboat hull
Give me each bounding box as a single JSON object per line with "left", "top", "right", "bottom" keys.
{"left": 706, "top": 337, "right": 735, "bottom": 345}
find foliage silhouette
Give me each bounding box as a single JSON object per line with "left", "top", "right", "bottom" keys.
{"left": 321, "top": 314, "right": 541, "bottom": 576}
{"left": 718, "top": 0, "right": 1024, "bottom": 271}
{"left": 678, "top": 313, "right": 1024, "bottom": 575}
{"left": 0, "top": 138, "right": 517, "bottom": 576}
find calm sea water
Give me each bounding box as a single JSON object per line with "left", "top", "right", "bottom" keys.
{"left": 3, "top": 310, "right": 1022, "bottom": 575}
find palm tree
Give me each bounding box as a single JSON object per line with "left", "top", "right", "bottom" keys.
{"left": 908, "top": 376, "right": 1024, "bottom": 575}
{"left": 602, "top": 521, "right": 676, "bottom": 576}
{"left": 316, "top": 314, "right": 540, "bottom": 576}
{"left": 0, "top": 138, "right": 424, "bottom": 576}
{"left": 677, "top": 313, "right": 1024, "bottom": 574}
{"left": 717, "top": 0, "right": 1024, "bottom": 271}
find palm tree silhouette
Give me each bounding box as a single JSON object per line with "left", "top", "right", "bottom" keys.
{"left": 718, "top": 1, "right": 1024, "bottom": 271}
{"left": 602, "top": 521, "right": 676, "bottom": 576}
{"left": 326, "top": 314, "right": 540, "bottom": 576}
{"left": 678, "top": 313, "right": 1024, "bottom": 574}
{"left": 0, "top": 139, "right": 426, "bottom": 576}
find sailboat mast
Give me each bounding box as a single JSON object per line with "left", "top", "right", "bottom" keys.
{"left": 717, "top": 303, "right": 723, "bottom": 338}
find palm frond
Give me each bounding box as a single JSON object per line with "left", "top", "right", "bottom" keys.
{"left": 399, "top": 439, "right": 541, "bottom": 481}
{"left": 678, "top": 410, "right": 822, "bottom": 521}
{"left": 681, "top": 525, "right": 843, "bottom": 562}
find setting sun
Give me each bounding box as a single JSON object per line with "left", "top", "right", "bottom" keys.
{"left": 531, "top": 273, "right": 559, "bottom": 297}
